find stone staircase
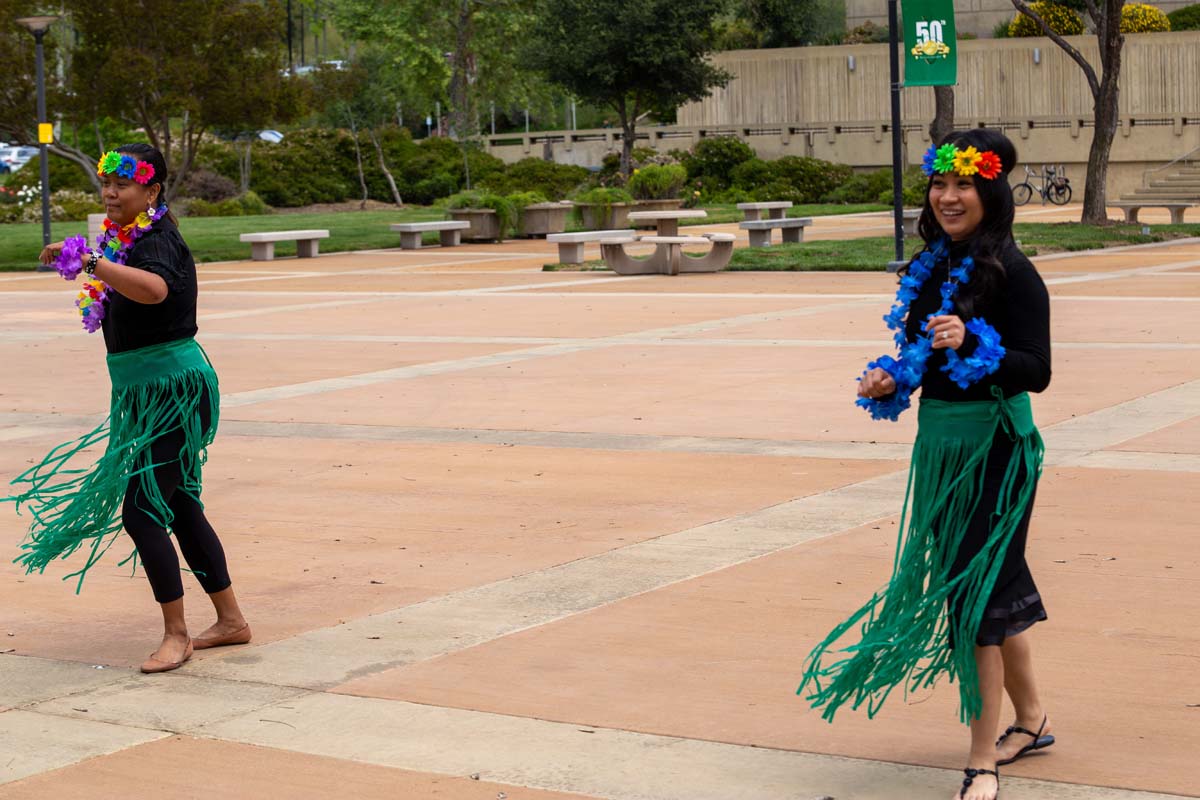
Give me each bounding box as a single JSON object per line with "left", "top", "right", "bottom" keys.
{"left": 1119, "top": 155, "right": 1200, "bottom": 204}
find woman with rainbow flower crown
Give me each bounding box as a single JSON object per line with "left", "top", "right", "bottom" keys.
{"left": 5, "top": 143, "right": 251, "bottom": 674}
{"left": 798, "top": 129, "right": 1055, "bottom": 800}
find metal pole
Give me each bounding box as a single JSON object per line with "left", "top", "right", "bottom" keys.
{"left": 887, "top": 0, "right": 905, "bottom": 264}
{"left": 490, "top": 102, "right": 495, "bottom": 135}
{"left": 524, "top": 109, "right": 529, "bottom": 133}
{"left": 286, "top": 0, "right": 294, "bottom": 71}
{"left": 34, "top": 29, "right": 52, "bottom": 257}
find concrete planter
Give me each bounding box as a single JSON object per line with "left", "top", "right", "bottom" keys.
{"left": 518, "top": 202, "right": 571, "bottom": 238}
{"left": 576, "top": 202, "right": 633, "bottom": 231}
{"left": 447, "top": 208, "right": 504, "bottom": 242}
{"left": 631, "top": 198, "right": 684, "bottom": 228}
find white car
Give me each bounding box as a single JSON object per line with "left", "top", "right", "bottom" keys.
{"left": 0, "top": 146, "right": 39, "bottom": 171}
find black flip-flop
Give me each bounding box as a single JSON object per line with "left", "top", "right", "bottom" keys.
{"left": 996, "top": 714, "right": 1055, "bottom": 766}
{"left": 959, "top": 766, "right": 1000, "bottom": 799}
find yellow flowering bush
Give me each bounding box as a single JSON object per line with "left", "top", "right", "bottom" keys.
{"left": 1121, "top": 3, "right": 1171, "bottom": 31}
{"left": 1008, "top": 2, "right": 1085, "bottom": 37}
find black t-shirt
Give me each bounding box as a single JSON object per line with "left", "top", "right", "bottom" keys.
{"left": 101, "top": 216, "right": 199, "bottom": 354}
{"left": 905, "top": 239, "right": 1052, "bottom": 401}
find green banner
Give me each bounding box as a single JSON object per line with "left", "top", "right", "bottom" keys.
{"left": 902, "top": 0, "right": 957, "bottom": 86}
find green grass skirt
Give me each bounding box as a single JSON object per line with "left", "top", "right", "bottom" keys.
{"left": 5, "top": 338, "right": 220, "bottom": 592}
{"left": 798, "top": 390, "right": 1043, "bottom": 723}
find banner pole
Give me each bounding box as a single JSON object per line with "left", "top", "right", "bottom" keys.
{"left": 888, "top": 0, "right": 905, "bottom": 265}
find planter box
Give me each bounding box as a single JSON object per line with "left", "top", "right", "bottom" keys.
{"left": 576, "top": 202, "right": 633, "bottom": 231}
{"left": 518, "top": 202, "right": 571, "bottom": 238}
{"left": 632, "top": 198, "right": 684, "bottom": 229}
{"left": 447, "top": 208, "right": 503, "bottom": 242}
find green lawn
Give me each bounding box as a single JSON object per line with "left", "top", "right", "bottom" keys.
{"left": 0, "top": 203, "right": 889, "bottom": 271}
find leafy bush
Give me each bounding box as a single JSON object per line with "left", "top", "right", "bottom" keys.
{"left": 876, "top": 166, "right": 929, "bottom": 207}
{"left": 1121, "top": 2, "right": 1171, "bottom": 31}
{"left": 1167, "top": 3, "right": 1200, "bottom": 29}
{"left": 1008, "top": 2, "right": 1085, "bottom": 36}
{"left": 483, "top": 158, "right": 590, "bottom": 199}
{"left": 770, "top": 156, "right": 854, "bottom": 202}
{"left": 730, "top": 158, "right": 774, "bottom": 191}
{"left": 992, "top": 19, "right": 1012, "bottom": 37}
{"left": 182, "top": 168, "right": 238, "bottom": 202}
{"left": 187, "top": 191, "right": 270, "bottom": 217}
{"left": 407, "top": 173, "right": 458, "bottom": 205}
{"left": 446, "top": 190, "right": 517, "bottom": 237}
{"left": 822, "top": 168, "right": 892, "bottom": 204}
{"left": 842, "top": 21, "right": 889, "bottom": 43}
{"left": 572, "top": 186, "right": 633, "bottom": 205}
{"left": 507, "top": 190, "right": 550, "bottom": 215}
{"left": 51, "top": 189, "right": 104, "bottom": 220}
{"left": 680, "top": 136, "right": 756, "bottom": 190}
{"left": 752, "top": 181, "right": 805, "bottom": 204}
{"left": 627, "top": 164, "right": 688, "bottom": 199}
{"left": 10, "top": 153, "right": 96, "bottom": 193}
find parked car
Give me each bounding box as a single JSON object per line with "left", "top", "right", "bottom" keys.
{"left": 0, "top": 146, "right": 38, "bottom": 172}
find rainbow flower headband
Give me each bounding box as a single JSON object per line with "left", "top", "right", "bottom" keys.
{"left": 921, "top": 144, "right": 1002, "bottom": 180}
{"left": 96, "top": 151, "right": 156, "bottom": 184}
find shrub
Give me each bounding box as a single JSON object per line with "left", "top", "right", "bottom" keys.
{"left": 842, "top": 21, "right": 889, "bottom": 43}
{"left": 12, "top": 153, "right": 96, "bottom": 193}
{"left": 187, "top": 192, "right": 270, "bottom": 217}
{"left": 822, "top": 168, "right": 892, "bottom": 204}
{"left": 770, "top": 156, "right": 854, "bottom": 203}
{"left": 752, "top": 181, "right": 805, "bottom": 204}
{"left": 1008, "top": 2, "right": 1085, "bottom": 36}
{"left": 1121, "top": 2, "right": 1171, "bottom": 31}
{"left": 500, "top": 158, "right": 590, "bottom": 199}
{"left": 407, "top": 173, "right": 458, "bottom": 205}
{"left": 1168, "top": 3, "right": 1200, "bottom": 29}
{"left": 599, "top": 146, "right": 661, "bottom": 179}
{"left": 446, "top": 190, "right": 517, "bottom": 237}
{"left": 730, "top": 158, "right": 774, "bottom": 191}
{"left": 570, "top": 186, "right": 633, "bottom": 225}
{"left": 627, "top": 164, "right": 688, "bottom": 199}
{"left": 875, "top": 166, "right": 929, "bottom": 207}
{"left": 680, "top": 136, "right": 756, "bottom": 190}
{"left": 507, "top": 190, "right": 550, "bottom": 215}
{"left": 992, "top": 19, "right": 1012, "bottom": 37}
{"left": 182, "top": 168, "right": 238, "bottom": 202}
{"left": 50, "top": 189, "right": 104, "bottom": 220}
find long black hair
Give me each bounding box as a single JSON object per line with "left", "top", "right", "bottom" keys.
{"left": 915, "top": 128, "right": 1018, "bottom": 310}
{"left": 114, "top": 142, "right": 178, "bottom": 226}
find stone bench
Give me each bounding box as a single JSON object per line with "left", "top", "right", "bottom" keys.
{"left": 1108, "top": 201, "right": 1196, "bottom": 224}
{"left": 736, "top": 201, "right": 793, "bottom": 221}
{"left": 390, "top": 220, "right": 471, "bottom": 249}
{"left": 546, "top": 230, "right": 636, "bottom": 264}
{"left": 738, "top": 217, "right": 813, "bottom": 247}
{"left": 601, "top": 233, "right": 735, "bottom": 275}
{"left": 903, "top": 208, "right": 921, "bottom": 237}
{"left": 238, "top": 229, "right": 330, "bottom": 261}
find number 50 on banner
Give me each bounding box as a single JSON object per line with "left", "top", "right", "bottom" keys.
{"left": 903, "top": 0, "right": 957, "bottom": 86}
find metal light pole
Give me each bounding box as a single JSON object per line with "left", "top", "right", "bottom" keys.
{"left": 16, "top": 15, "right": 59, "bottom": 269}
{"left": 886, "top": 0, "right": 906, "bottom": 267}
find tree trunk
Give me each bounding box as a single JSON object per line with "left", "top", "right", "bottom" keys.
{"left": 239, "top": 141, "right": 252, "bottom": 195}
{"left": 448, "top": 0, "right": 475, "bottom": 142}
{"left": 929, "top": 86, "right": 955, "bottom": 145}
{"left": 369, "top": 128, "right": 404, "bottom": 206}
{"left": 347, "top": 111, "right": 369, "bottom": 209}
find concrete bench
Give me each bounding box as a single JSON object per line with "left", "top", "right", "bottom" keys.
{"left": 238, "top": 229, "right": 330, "bottom": 261}
{"left": 1108, "top": 201, "right": 1196, "bottom": 224}
{"left": 546, "top": 230, "right": 636, "bottom": 264}
{"left": 736, "top": 201, "right": 793, "bottom": 221}
{"left": 601, "top": 233, "right": 735, "bottom": 275}
{"left": 390, "top": 220, "right": 471, "bottom": 249}
{"left": 738, "top": 217, "right": 812, "bottom": 247}
{"left": 903, "top": 208, "right": 921, "bottom": 237}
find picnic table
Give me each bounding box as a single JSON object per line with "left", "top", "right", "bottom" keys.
{"left": 625, "top": 209, "right": 708, "bottom": 237}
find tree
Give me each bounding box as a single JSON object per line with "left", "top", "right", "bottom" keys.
{"left": 930, "top": 86, "right": 956, "bottom": 145}
{"left": 1011, "top": 0, "right": 1125, "bottom": 223}
{"left": 61, "top": 0, "right": 304, "bottom": 201}
{"left": 329, "top": 0, "right": 543, "bottom": 143}
{"left": 527, "top": 0, "right": 733, "bottom": 176}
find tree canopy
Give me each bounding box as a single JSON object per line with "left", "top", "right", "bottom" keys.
{"left": 526, "top": 0, "right": 732, "bottom": 174}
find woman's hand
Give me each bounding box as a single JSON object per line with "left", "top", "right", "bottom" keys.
{"left": 858, "top": 367, "right": 897, "bottom": 399}
{"left": 38, "top": 241, "right": 66, "bottom": 266}
{"left": 926, "top": 314, "right": 966, "bottom": 349}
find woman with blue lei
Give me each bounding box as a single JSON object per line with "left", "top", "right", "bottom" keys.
{"left": 798, "top": 129, "right": 1055, "bottom": 800}
{"left": 4, "top": 144, "right": 251, "bottom": 674}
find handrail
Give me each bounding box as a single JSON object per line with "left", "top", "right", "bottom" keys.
{"left": 1143, "top": 145, "right": 1200, "bottom": 184}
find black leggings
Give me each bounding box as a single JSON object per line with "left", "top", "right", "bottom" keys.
{"left": 121, "top": 398, "right": 230, "bottom": 604}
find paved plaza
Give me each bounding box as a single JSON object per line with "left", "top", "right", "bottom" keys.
{"left": 1, "top": 207, "right": 1197, "bottom": 799}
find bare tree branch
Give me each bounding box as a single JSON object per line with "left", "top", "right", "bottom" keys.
{"left": 1010, "top": 0, "right": 1101, "bottom": 99}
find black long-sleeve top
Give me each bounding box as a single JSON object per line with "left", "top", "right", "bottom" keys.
{"left": 101, "top": 216, "right": 199, "bottom": 355}
{"left": 906, "top": 239, "right": 1052, "bottom": 401}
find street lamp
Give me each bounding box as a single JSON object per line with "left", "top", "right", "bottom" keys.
{"left": 16, "top": 15, "right": 59, "bottom": 269}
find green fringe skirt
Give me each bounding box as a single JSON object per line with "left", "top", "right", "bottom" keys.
{"left": 798, "top": 390, "right": 1043, "bottom": 723}
{"left": 5, "top": 338, "right": 220, "bottom": 592}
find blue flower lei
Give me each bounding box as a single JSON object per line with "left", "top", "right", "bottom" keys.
{"left": 857, "top": 238, "right": 996, "bottom": 421}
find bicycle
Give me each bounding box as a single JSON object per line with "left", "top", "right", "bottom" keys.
{"left": 1013, "top": 164, "right": 1072, "bottom": 206}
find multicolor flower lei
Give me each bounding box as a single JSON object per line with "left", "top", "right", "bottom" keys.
{"left": 97, "top": 151, "right": 156, "bottom": 185}
{"left": 857, "top": 238, "right": 1003, "bottom": 421}
{"left": 51, "top": 205, "right": 168, "bottom": 333}
{"left": 921, "top": 144, "right": 1003, "bottom": 180}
